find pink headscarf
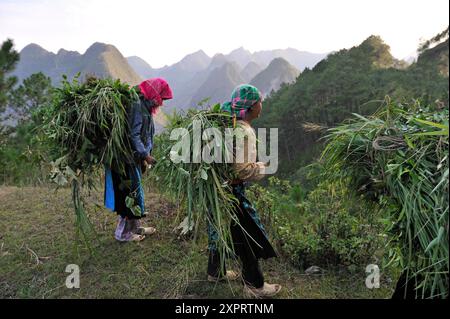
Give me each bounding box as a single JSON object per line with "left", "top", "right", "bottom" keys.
{"left": 138, "top": 78, "right": 173, "bottom": 110}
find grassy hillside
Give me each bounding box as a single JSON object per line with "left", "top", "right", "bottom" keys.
{"left": 0, "top": 186, "right": 395, "bottom": 299}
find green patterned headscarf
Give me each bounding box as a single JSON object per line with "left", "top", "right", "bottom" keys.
{"left": 221, "top": 84, "right": 262, "bottom": 121}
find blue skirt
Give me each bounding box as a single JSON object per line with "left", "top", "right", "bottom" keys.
{"left": 104, "top": 163, "right": 145, "bottom": 219}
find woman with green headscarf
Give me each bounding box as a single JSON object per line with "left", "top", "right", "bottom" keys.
{"left": 207, "top": 84, "right": 282, "bottom": 298}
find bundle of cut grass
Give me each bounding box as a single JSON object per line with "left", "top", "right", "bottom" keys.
{"left": 43, "top": 75, "right": 137, "bottom": 245}
{"left": 152, "top": 105, "right": 242, "bottom": 272}
{"left": 322, "top": 98, "right": 449, "bottom": 298}
{"left": 46, "top": 76, "right": 136, "bottom": 173}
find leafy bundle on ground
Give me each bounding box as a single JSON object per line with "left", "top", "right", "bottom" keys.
{"left": 322, "top": 99, "right": 449, "bottom": 298}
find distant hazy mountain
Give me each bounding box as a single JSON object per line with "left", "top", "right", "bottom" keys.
{"left": 241, "top": 61, "right": 263, "bottom": 82}
{"left": 207, "top": 53, "right": 229, "bottom": 71}
{"left": 403, "top": 51, "right": 418, "bottom": 64}
{"left": 167, "top": 50, "right": 211, "bottom": 73}
{"left": 190, "top": 62, "right": 245, "bottom": 106}
{"left": 127, "top": 56, "right": 155, "bottom": 79}
{"left": 226, "top": 47, "right": 254, "bottom": 68}
{"left": 221, "top": 47, "right": 327, "bottom": 71}
{"left": 14, "top": 44, "right": 76, "bottom": 82}
{"left": 158, "top": 50, "right": 211, "bottom": 84}
{"left": 14, "top": 42, "right": 142, "bottom": 85}
{"left": 161, "top": 53, "right": 235, "bottom": 111}
{"left": 250, "top": 58, "right": 300, "bottom": 96}
{"left": 251, "top": 48, "right": 327, "bottom": 71}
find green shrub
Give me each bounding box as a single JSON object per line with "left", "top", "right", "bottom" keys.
{"left": 248, "top": 177, "right": 386, "bottom": 270}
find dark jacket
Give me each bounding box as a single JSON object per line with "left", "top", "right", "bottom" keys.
{"left": 128, "top": 95, "right": 155, "bottom": 162}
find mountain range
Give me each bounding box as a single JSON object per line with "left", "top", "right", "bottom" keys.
{"left": 14, "top": 42, "right": 141, "bottom": 85}
{"left": 13, "top": 43, "right": 327, "bottom": 113}
{"left": 9, "top": 35, "right": 447, "bottom": 139}
{"left": 126, "top": 47, "right": 326, "bottom": 110}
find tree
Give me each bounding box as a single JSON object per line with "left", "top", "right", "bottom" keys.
{"left": 10, "top": 72, "right": 52, "bottom": 120}
{"left": 0, "top": 39, "right": 20, "bottom": 112}
{"left": 0, "top": 73, "right": 53, "bottom": 184}
{"left": 418, "top": 26, "right": 449, "bottom": 54}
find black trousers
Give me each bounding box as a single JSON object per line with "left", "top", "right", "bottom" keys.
{"left": 208, "top": 247, "right": 264, "bottom": 288}
{"left": 206, "top": 184, "right": 276, "bottom": 289}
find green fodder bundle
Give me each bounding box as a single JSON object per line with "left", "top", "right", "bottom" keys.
{"left": 46, "top": 76, "right": 136, "bottom": 173}
{"left": 322, "top": 99, "right": 449, "bottom": 298}
{"left": 152, "top": 105, "right": 241, "bottom": 273}
{"left": 43, "top": 76, "right": 137, "bottom": 245}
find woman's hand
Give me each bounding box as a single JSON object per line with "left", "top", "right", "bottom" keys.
{"left": 141, "top": 160, "right": 147, "bottom": 174}
{"left": 145, "top": 155, "right": 157, "bottom": 165}
{"left": 230, "top": 178, "right": 242, "bottom": 185}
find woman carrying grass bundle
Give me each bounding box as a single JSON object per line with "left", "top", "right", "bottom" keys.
{"left": 207, "top": 84, "right": 282, "bottom": 298}
{"left": 104, "top": 78, "right": 173, "bottom": 242}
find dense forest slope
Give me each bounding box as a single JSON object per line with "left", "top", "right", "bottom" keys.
{"left": 255, "top": 35, "right": 449, "bottom": 176}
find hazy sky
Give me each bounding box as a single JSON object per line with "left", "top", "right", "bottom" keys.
{"left": 0, "top": 0, "right": 448, "bottom": 68}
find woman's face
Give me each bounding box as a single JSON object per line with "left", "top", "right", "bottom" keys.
{"left": 250, "top": 100, "right": 263, "bottom": 119}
